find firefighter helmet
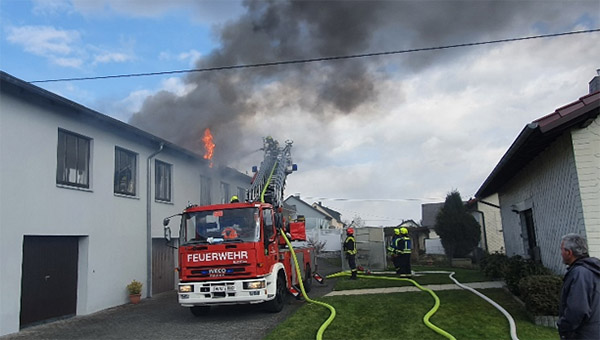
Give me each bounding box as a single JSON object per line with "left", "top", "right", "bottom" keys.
{"left": 230, "top": 195, "right": 239, "bottom": 203}
{"left": 400, "top": 227, "right": 409, "bottom": 235}
{"left": 347, "top": 227, "right": 354, "bottom": 235}
{"left": 394, "top": 228, "right": 400, "bottom": 235}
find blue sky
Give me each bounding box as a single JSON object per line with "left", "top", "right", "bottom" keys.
{"left": 1, "top": 0, "right": 599, "bottom": 225}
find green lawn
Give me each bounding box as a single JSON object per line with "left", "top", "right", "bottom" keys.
{"left": 333, "top": 265, "right": 490, "bottom": 291}
{"left": 265, "top": 269, "right": 559, "bottom": 340}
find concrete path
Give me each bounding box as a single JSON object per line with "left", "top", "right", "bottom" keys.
{"left": 325, "top": 281, "right": 505, "bottom": 297}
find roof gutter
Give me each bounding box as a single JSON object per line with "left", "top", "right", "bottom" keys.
{"left": 146, "top": 143, "right": 164, "bottom": 298}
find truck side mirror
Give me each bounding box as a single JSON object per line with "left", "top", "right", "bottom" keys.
{"left": 164, "top": 226, "right": 172, "bottom": 242}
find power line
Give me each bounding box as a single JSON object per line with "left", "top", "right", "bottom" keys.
{"left": 30, "top": 28, "right": 600, "bottom": 84}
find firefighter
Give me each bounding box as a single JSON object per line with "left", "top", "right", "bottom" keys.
{"left": 387, "top": 228, "right": 403, "bottom": 274}
{"left": 397, "top": 227, "right": 412, "bottom": 277}
{"left": 343, "top": 227, "right": 358, "bottom": 280}
{"left": 230, "top": 195, "right": 239, "bottom": 203}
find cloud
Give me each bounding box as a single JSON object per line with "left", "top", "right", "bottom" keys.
{"left": 92, "top": 51, "right": 134, "bottom": 65}
{"left": 6, "top": 25, "right": 81, "bottom": 57}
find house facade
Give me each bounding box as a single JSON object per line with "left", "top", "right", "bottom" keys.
{"left": 476, "top": 85, "right": 599, "bottom": 275}
{"left": 312, "top": 202, "right": 345, "bottom": 229}
{"left": 0, "top": 71, "right": 250, "bottom": 336}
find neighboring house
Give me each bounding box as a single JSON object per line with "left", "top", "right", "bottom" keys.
{"left": 466, "top": 194, "right": 505, "bottom": 254}
{"left": 475, "top": 78, "right": 599, "bottom": 275}
{"left": 0, "top": 71, "right": 251, "bottom": 336}
{"left": 312, "top": 202, "right": 345, "bottom": 229}
{"left": 421, "top": 199, "right": 502, "bottom": 254}
{"left": 284, "top": 195, "right": 342, "bottom": 252}
{"left": 383, "top": 220, "right": 429, "bottom": 260}
{"left": 284, "top": 195, "right": 330, "bottom": 230}
{"left": 421, "top": 202, "right": 444, "bottom": 239}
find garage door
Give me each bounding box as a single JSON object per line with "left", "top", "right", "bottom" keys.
{"left": 20, "top": 236, "right": 79, "bottom": 328}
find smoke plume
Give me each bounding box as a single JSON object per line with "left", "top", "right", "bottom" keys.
{"left": 128, "top": 0, "right": 595, "bottom": 168}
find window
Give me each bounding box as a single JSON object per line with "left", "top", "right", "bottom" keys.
{"left": 56, "top": 129, "right": 91, "bottom": 188}
{"left": 237, "top": 187, "right": 246, "bottom": 202}
{"left": 220, "top": 182, "right": 230, "bottom": 204}
{"left": 155, "top": 160, "right": 172, "bottom": 202}
{"left": 200, "top": 175, "right": 211, "bottom": 205}
{"left": 114, "top": 147, "right": 137, "bottom": 196}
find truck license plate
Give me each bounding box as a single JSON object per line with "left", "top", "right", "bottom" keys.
{"left": 212, "top": 286, "right": 226, "bottom": 292}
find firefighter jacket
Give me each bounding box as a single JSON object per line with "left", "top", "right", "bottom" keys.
{"left": 388, "top": 236, "right": 411, "bottom": 255}
{"left": 344, "top": 236, "right": 357, "bottom": 255}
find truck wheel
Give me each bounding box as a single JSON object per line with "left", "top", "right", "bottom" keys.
{"left": 303, "top": 265, "right": 312, "bottom": 293}
{"left": 265, "top": 272, "right": 287, "bottom": 313}
{"left": 190, "top": 306, "right": 210, "bottom": 317}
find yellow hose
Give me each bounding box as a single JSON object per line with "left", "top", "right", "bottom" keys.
{"left": 326, "top": 271, "right": 457, "bottom": 340}
{"left": 279, "top": 229, "right": 336, "bottom": 340}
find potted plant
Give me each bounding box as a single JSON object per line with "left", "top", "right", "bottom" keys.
{"left": 126, "top": 279, "right": 143, "bottom": 304}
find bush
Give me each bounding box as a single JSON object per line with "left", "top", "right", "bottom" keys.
{"left": 480, "top": 252, "right": 509, "bottom": 279}
{"left": 519, "top": 275, "right": 562, "bottom": 316}
{"left": 504, "top": 256, "right": 552, "bottom": 296}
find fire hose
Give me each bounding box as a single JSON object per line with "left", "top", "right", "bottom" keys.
{"left": 280, "top": 229, "right": 518, "bottom": 340}
{"left": 326, "top": 271, "right": 457, "bottom": 340}
{"left": 279, "top": 229, "right": 336, "bottom": 340}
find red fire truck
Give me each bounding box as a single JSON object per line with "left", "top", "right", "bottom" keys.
{"left": 163, "top": 138, "right": 317, "bottom": 316}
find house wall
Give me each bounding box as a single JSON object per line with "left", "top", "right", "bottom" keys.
{"left": 498, "top": 132, "right": 585, "bottom": 275}
{"left": 0, "top": 85, "right": 250, "bottom": 336}
{"left": 571, "top": 117, "right": 600, "bottom": 256}
{"left": 285, "top": 197, "right": 328, "bottom": 230}
{"left": 476, "top": 194, "right": 505, "bottom": 253}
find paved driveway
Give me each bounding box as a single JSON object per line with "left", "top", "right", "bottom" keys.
{"left": 1, "top": 255, "right": 341, "bottom": 340}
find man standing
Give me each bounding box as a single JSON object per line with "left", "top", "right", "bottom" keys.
{"left": 558, "top": 233, "right": 600, "bottom": 340}
{"left": 388, "top": 228, "right": 402, "bottom": 273}
{"left": 343, "top": 227, "right": 358, "bottom": 280}
{"left": 397, "top": 227, "right": 412, "bottom": 277}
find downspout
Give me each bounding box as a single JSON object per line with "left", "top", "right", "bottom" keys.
{"left": 146, "top": 143, "right": 164, "bottom": 298}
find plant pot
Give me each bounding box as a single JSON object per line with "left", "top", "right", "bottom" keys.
{"left": 129, "top": 294, "right": 141, "bottom": 304}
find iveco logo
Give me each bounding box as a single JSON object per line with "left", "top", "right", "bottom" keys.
{"left": 209, "top": 268, "right": 227, "bottom": 274}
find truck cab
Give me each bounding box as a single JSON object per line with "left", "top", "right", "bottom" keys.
{"left": 164, "top": 201, "right": 315, "bottom": 315}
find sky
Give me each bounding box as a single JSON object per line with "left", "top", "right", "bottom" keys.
{"left": 1, "top": 0, "right": 599, "bottom": 226}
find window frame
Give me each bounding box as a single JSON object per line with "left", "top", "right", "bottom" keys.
{"left": 114, "top": 146, "right": 138, "bottom": 197}
{"left": 155, "top": 159, "right": 172, "bottom": 202}
{"left": 56, "top": 128, "right": 92, "bottom": 189}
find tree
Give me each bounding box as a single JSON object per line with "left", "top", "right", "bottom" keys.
{"left": 434, "top": 190, "right": 481, "bottom": 259}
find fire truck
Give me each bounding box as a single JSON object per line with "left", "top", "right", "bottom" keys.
{"left": 163, "top": 137, "right": 317, "bottom": 316}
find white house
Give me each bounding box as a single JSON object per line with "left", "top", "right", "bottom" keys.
{"left": 0, "top": 71, "right": 251, "bottom": 336}
{"left": 475, "top": 80, "right": 600, "bottom": 275}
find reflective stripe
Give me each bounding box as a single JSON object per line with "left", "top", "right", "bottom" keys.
{"left": 345, "top": 236, "right": 357, "bottom": 255}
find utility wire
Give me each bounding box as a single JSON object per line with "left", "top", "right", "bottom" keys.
{"left": 30, "top": 28, "right": 600, "bottom": 83}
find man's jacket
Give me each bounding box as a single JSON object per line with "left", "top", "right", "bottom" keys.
{"left": 558, "top": 256, "right": 600, "bottom": 340}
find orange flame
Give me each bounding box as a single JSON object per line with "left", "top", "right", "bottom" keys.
{"left": 202, "top": 128, "right": 215, "bottom": 168}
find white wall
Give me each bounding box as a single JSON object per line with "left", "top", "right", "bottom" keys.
{"left": 498, "top": 132, "right": 586, "bottom": 275}
{"left": 0, "top": 85, "right": 250, "bottom": 336}
{"left": 571, "top": 118, "right": 600, "bottom": 256}
{"left": 476, "top": 194, "right": 505, "bottom": 253}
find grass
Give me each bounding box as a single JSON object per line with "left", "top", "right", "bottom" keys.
{"left": 265, "top": 267, "right": 559, "bottom": 340}
{"left": 333, "top": 265, "right": 489, "bottom": 291}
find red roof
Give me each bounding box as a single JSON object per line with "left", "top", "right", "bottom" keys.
{"left": 476, "top": 91, "right": 600, "bottom": 198}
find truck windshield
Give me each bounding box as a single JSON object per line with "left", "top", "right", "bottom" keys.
{"left": 182, "top": 208, "right": 260, "bottom": 245}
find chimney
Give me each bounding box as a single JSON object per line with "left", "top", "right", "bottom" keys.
{"left": 589, "top": 69, "right": 600, "bottom": 94}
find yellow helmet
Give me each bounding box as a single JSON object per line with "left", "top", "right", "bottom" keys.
{"left": 394, "top": 228, "right": 400, "bottom": 235}
{"left": 230, "top": 195, "right": 239, "bottom": 203}
{"left": 400, "top": 227, "right": 409, "bottom": 235}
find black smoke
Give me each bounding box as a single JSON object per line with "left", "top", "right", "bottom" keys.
{"left": 128, "top": 0, "right": 596, "bottom": 167}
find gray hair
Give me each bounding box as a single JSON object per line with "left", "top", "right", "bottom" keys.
{"left": 561, "top": 233, "right": 589, "bottom": 258}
